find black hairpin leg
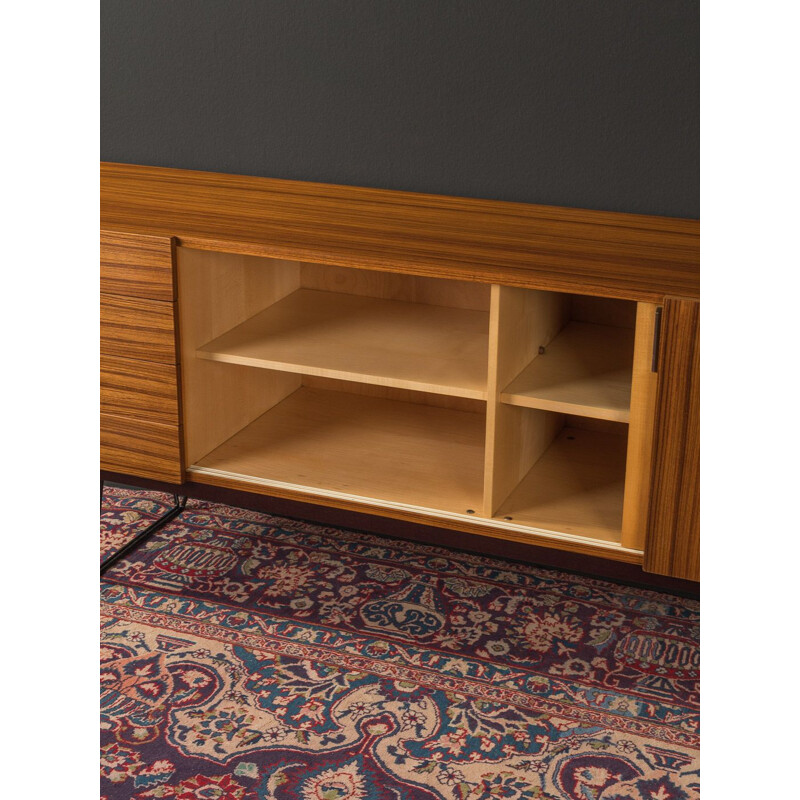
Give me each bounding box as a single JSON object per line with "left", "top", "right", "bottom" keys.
{"left": 101, "top": 493, "right": 187, "bottom": 576}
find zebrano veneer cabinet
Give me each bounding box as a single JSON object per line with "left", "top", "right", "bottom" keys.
{"left": 100, "top": 163, "right": 700, "bottom": 582}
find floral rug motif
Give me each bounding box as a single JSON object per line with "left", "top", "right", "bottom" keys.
{"left": 100, "top": 487, "right": 699, "bottom": 800}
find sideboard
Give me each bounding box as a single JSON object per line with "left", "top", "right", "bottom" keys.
{"left": 100, "top": 163, "right": 699, "bottom": 581}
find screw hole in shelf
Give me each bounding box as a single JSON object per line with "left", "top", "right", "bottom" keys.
{"left": 466, "top": 509, "right": 475, "bottom": 514}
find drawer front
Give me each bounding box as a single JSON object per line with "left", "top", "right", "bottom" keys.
{"left": 101, "top": 413, "right": 183, "bottom": 483}
{"left": 100, "top": 293, "right": 178, "bottom": 364}
{"left": 101, "top": 231, "right": 175, "bottom": 301}
{"left": 101, "top": 354, "right": 181, "bottom": 426}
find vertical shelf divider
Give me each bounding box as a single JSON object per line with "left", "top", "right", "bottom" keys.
{"left": 483, "top": 285, "right": 570, "bottom": 517}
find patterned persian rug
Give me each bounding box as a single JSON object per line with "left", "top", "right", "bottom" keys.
{"left": 100, "top": 487, "right": 699, "bottom": 800}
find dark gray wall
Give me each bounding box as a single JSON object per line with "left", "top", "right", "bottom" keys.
{"left": 101, "top": 1, "right": 698, "bottom": 218}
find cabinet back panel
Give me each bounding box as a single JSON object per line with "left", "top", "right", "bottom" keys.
{"left": 301, "top": 263, "right": 491, "bottom": 311}
{"left": 571, "top": 295, "right": 637, "bottom": 328}
{"left": 302, "top": 376, "right": 486, "bottom": 414}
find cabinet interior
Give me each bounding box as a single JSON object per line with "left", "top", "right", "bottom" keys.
{"left": 177, "top": 247, "right": 657, "bottom": 551}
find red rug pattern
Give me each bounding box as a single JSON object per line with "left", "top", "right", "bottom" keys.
{"left": 101, "top": 487, "right": 699, "bottom": 799}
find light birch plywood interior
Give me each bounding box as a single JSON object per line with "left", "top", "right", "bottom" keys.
{"left": 483, "top": 285, "right": 570, "bottom": 516}
{"left": 501, "top": 323, "right": 635, "bottom": 422}
{"left": 494, "top": 425, "right": 628, "bottom": 542}
{"left": 195, "top": 385, "right": 486, "bottom": 515}
{"left": 177, "top": 248, "right": 302, "bottom": 465}
{"left": 499, "top": 292, "right": 637, "bottom": 422}
{"left": 178, "top": 248, "right": 654, "bottom": 551}
{"left": 197, "top": 289, "right": 490, "bottom": 399}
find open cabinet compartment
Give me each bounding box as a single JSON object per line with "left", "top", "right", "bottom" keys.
{"left": 489, "top": 410, "right": 629, "bottom": 542}
{"left": 193, "top": 376, "right": 487, "bottom": 515}
{"left": 484, "top": 285, "right": 658, "bottom": 549}
{"left": 178, "top": 248, "right": 489, "bottom": 516}
{"left": 178, "top": 248, "right": 658, "bottom": 555}
{"left": 194, "top": 258, "right": 490, "bottom": 399}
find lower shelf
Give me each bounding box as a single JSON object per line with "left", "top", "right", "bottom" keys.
{"left": 194, "top": 387, "right": 486, "bottom": 515}
{"left": 191, "top": 387, "right": 629, "bottom": 550}
{"left": 495, "top": 427, "right": 627, "bottom": 543}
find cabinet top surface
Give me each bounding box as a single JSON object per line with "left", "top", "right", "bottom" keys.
{"left": 100, "top": 162, "right": 699, "bottom": 302}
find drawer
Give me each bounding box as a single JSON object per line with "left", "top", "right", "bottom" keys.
{"left": 101, "top": 412, "right": 184, "bottom": 484}
{"left": 101, "top": 231, "right": 175, "bottom": 301}
{"left": 101, "top": 293, "right": 178, "bottom": 364}
{"left": 101, "top": 354, "right": 181, "bottom": 426}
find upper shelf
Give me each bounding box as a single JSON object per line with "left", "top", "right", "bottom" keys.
{"left": 500, "top": 322, "right": 634, "bottom": 422}
{"left": 101, "top": 163, "right": 700, "bottom": 303}
{"left": 197, "top": 288, "right": 490, "bottom": 399}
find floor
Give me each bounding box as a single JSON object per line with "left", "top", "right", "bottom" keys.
{"left": 100, "top": 486, "right": 699, "bottom": 800}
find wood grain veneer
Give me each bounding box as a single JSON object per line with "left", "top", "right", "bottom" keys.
{"left": 100, "top": 293, "right": 179, "bottom": 364}
{"left": 101, "top": 163, "right": 698, "bottom": 303}
{"left": 100, "top": 354, "right": 181, "bottom": 426}
{"left": 644, "top": 298, "right": 700, "bottom": 580}
{"left": 100, "top": 412, "right": 183, "bottom": 484}
{"left": 100, "top": 230, "right": 176, "bottom": 300}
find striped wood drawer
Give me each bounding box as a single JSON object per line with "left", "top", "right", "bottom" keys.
{"left": 101, "top": 231, "right": 175, "bottom": 301}
{"left": 100, "top": 293, "right": 179, "bottom": 364}
{"left": 101, "top": 354, "right": 181, "bottom": 426}
{"left": 101, "top": 412, "right": 183, "bottom": 484}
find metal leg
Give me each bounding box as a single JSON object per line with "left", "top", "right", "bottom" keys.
{"left": 101, "top": 493, "right": 187, "bottom": 576}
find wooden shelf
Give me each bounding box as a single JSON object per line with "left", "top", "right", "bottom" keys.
{"left": 197, "top": 289, "right": 489, "bottom": 399}
{"left": 500, "top": 322, "right": 634, "bottom": 422}
{"left": 495, "top": 427, "right": 627, "bottom": 543}
{"left": 194, "top": 387, "right": 486, "bottom": 515}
